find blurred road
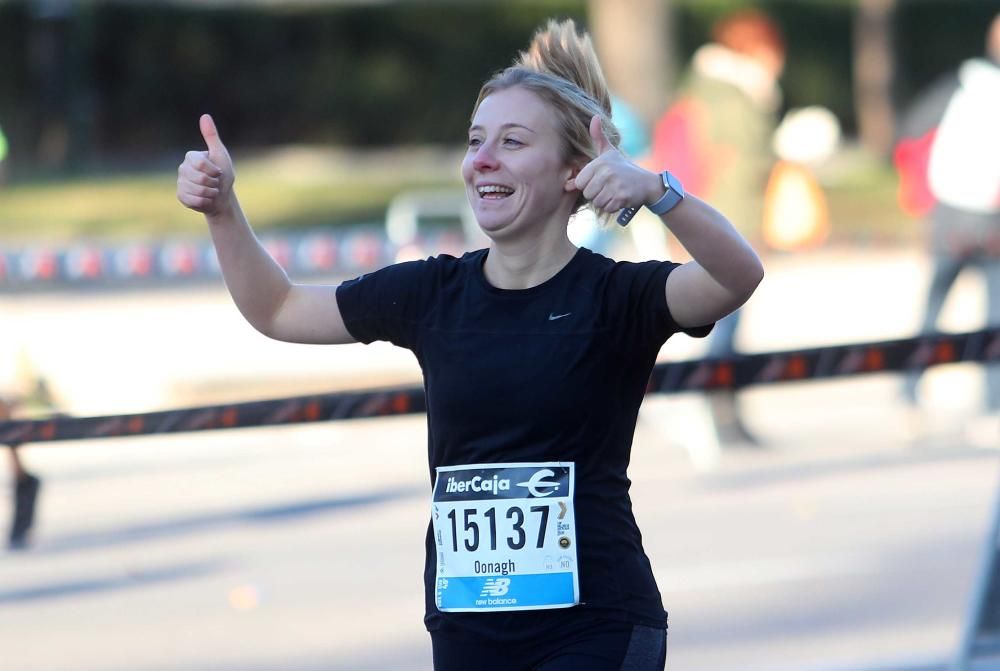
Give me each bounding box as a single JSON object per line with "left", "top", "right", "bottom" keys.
{"left": 1, "top": 243, "right": 997, "bottom": 670}
{"left": 0, "top": 401, "right": 996, "bottom": 671}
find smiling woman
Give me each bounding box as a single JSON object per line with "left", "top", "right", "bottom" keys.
{"left": 176, "top": 17, "right": 762, "bottom": 671}
{"left": 463, "top": 87, "right": 579, "bottom": 249}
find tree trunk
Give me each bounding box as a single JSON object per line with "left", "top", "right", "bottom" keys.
{"left": 852, "top": 0, "right": 896, "bottom": 158}
{"left": 587, "top": 0, "right": 675, "bottom": 128}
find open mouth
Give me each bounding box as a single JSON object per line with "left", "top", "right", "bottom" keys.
{"left": 477, "top": 184, "right": 515, "bottom": 200}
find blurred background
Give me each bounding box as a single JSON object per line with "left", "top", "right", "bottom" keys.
{"left": 0, "top": 0, "right": 998, "bottom": 669}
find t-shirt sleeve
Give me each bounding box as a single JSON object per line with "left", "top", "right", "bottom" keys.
{"left": 335, "top": 259, "right": 432, "bottom": 349}
{"left": 611, "top": 260, "right": 714, "bottom": 347}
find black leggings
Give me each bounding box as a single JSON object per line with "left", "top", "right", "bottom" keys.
{"left": 431, "top": 621, "right": 666, "bottom": 671}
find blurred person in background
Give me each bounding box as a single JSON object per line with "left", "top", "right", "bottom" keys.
{"left": 2, "top": 396, "right": 40, "bottom": 550}
{"left": 896, "top": 13, "right": 1000, "bottom": 446}
{"left": 178, "top": 18, "right": 762, "bottom": 669}
{"left": 647, "top": 9, "right": 786, "bottom": 448}
{"left": 0, "top": 130, "right": 33, "bottom": 541}
{"left": 2, "top": 378, "right": 59, "bottom": 550}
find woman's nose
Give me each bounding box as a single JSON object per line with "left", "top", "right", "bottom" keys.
{"left": 472, "top": 144, "right": 499, "bottom": 171}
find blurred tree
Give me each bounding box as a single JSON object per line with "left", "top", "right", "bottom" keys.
{"left": 0, "top": 0, "right": 992, "bottom": 171}
{"left": 587, "top": 0, "right": 675, "bottom": 127}
{"left": 29, "top": 0, "right": 71, "bottom": 170}
{"left": 894, "top": 0, "right": 1000, "bottom": 108}
{"left": 853, "top": 0, "right": 896, "bottom": 157}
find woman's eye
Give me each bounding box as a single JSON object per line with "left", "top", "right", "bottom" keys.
{"left": 467, "top": 137, "right": 482, "bottom": 148}
{"left": 503, "top": 138, "right": 523, "bottom": 147}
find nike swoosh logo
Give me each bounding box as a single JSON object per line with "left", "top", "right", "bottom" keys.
{"left": 548, "top": 312, "right": 572, "bottom": 321}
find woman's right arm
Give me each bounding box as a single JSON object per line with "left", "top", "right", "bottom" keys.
{"left": 176, "top": 114, "right": 355, "bottom": 345}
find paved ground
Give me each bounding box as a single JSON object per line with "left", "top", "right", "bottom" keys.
{"left": 0, "top": 243, "right": 997, "bottom": 670}
{"left": 0, "top": 398, "right": 996, "bottom": 671}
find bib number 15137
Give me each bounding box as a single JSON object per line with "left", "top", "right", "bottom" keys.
{"left": 432, "top": 462, "right": 579, "bottom": 612}
{"left": 446, "top": 504, "right": 549, "bottom": 552}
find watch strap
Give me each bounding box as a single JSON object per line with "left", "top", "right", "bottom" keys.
{"left": 616, "top": 171, "right": 685, "bottom": 226}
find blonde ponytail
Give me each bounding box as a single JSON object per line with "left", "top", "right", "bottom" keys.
{"left": 517, "top": 19, "right": 613, "bottom": 118}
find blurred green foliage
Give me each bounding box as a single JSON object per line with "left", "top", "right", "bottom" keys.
{"left": 0, "top": 0, "right": 995, "bottom": 168}
{"left": 0, "top": 0, "right": 589, "bottom": 167}
{"left": 0, "top": 0, "right": 993, "bottom": 243}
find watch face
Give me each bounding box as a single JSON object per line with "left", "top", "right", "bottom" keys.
{"left": 663, "top": 171, "right": 684, "bottom": 197}
{"left": 648, "top": 171, "right": 684, "bottom": 215}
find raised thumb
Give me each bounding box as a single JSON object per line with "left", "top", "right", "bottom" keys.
{"left": 589, "top": 115, "right": 613, "bottom": 154}
{"left": 199, "top": 114, "right": 226, "bottom": 157}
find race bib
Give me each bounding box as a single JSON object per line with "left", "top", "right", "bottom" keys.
{"left": 432, "top": 462, "right": 579, "bottom": 612}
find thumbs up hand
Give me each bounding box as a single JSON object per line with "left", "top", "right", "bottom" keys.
{"left": 589, "top": 113, "right": 615, "bottom": 156}
{"left": 177, "top": 114, "right": 236, "bottom": 216}
{"left": 572, "top": 115, "right": 662, "bottom": 215}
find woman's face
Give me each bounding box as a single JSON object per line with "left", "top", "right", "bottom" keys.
{"left": 462, "top": 86, "right": 578, "bottom": 240}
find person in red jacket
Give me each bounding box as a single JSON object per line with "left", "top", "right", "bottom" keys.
{"left": 649, "top": 9, "right": 786, "bottom": 448}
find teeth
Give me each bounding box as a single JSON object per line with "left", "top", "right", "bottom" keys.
{"left": 478, "top": 185, "right": 514, "bottom": 195}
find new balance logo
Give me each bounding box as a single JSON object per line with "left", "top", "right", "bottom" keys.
{"left": 548, "top": 312, "right": 571, "bottom": 321}
{"left": 479, "top": 578, "right": 511, "bottom": 597}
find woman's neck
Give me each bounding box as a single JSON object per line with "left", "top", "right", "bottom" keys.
{"left": 483, "top": 231, "right": 578, "bottom": 290}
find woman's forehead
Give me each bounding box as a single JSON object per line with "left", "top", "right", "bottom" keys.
{"left": 471, "top": 87, "right": 556, "bottom": 132}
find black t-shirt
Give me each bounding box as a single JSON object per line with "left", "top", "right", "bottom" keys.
{"left": 336, "top": 247, "right": 711, "bottom": 639}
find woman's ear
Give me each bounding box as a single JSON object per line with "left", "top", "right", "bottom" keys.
{"left": 563, "top": 158, "right": 587, "bottom": 192}
{"left": 563, "top": 172, "right": 579, "bottom": 193}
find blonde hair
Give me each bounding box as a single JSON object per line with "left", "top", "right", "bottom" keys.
{"left": 472, "top": 19, "right": 621, "bottom": 213}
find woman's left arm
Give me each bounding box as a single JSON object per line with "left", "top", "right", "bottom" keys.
{"left": 654, "top": 192, "right": 764, "bottom": 329}
{"left": 574, "top": 116, "right": 763, "bottom": 329}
